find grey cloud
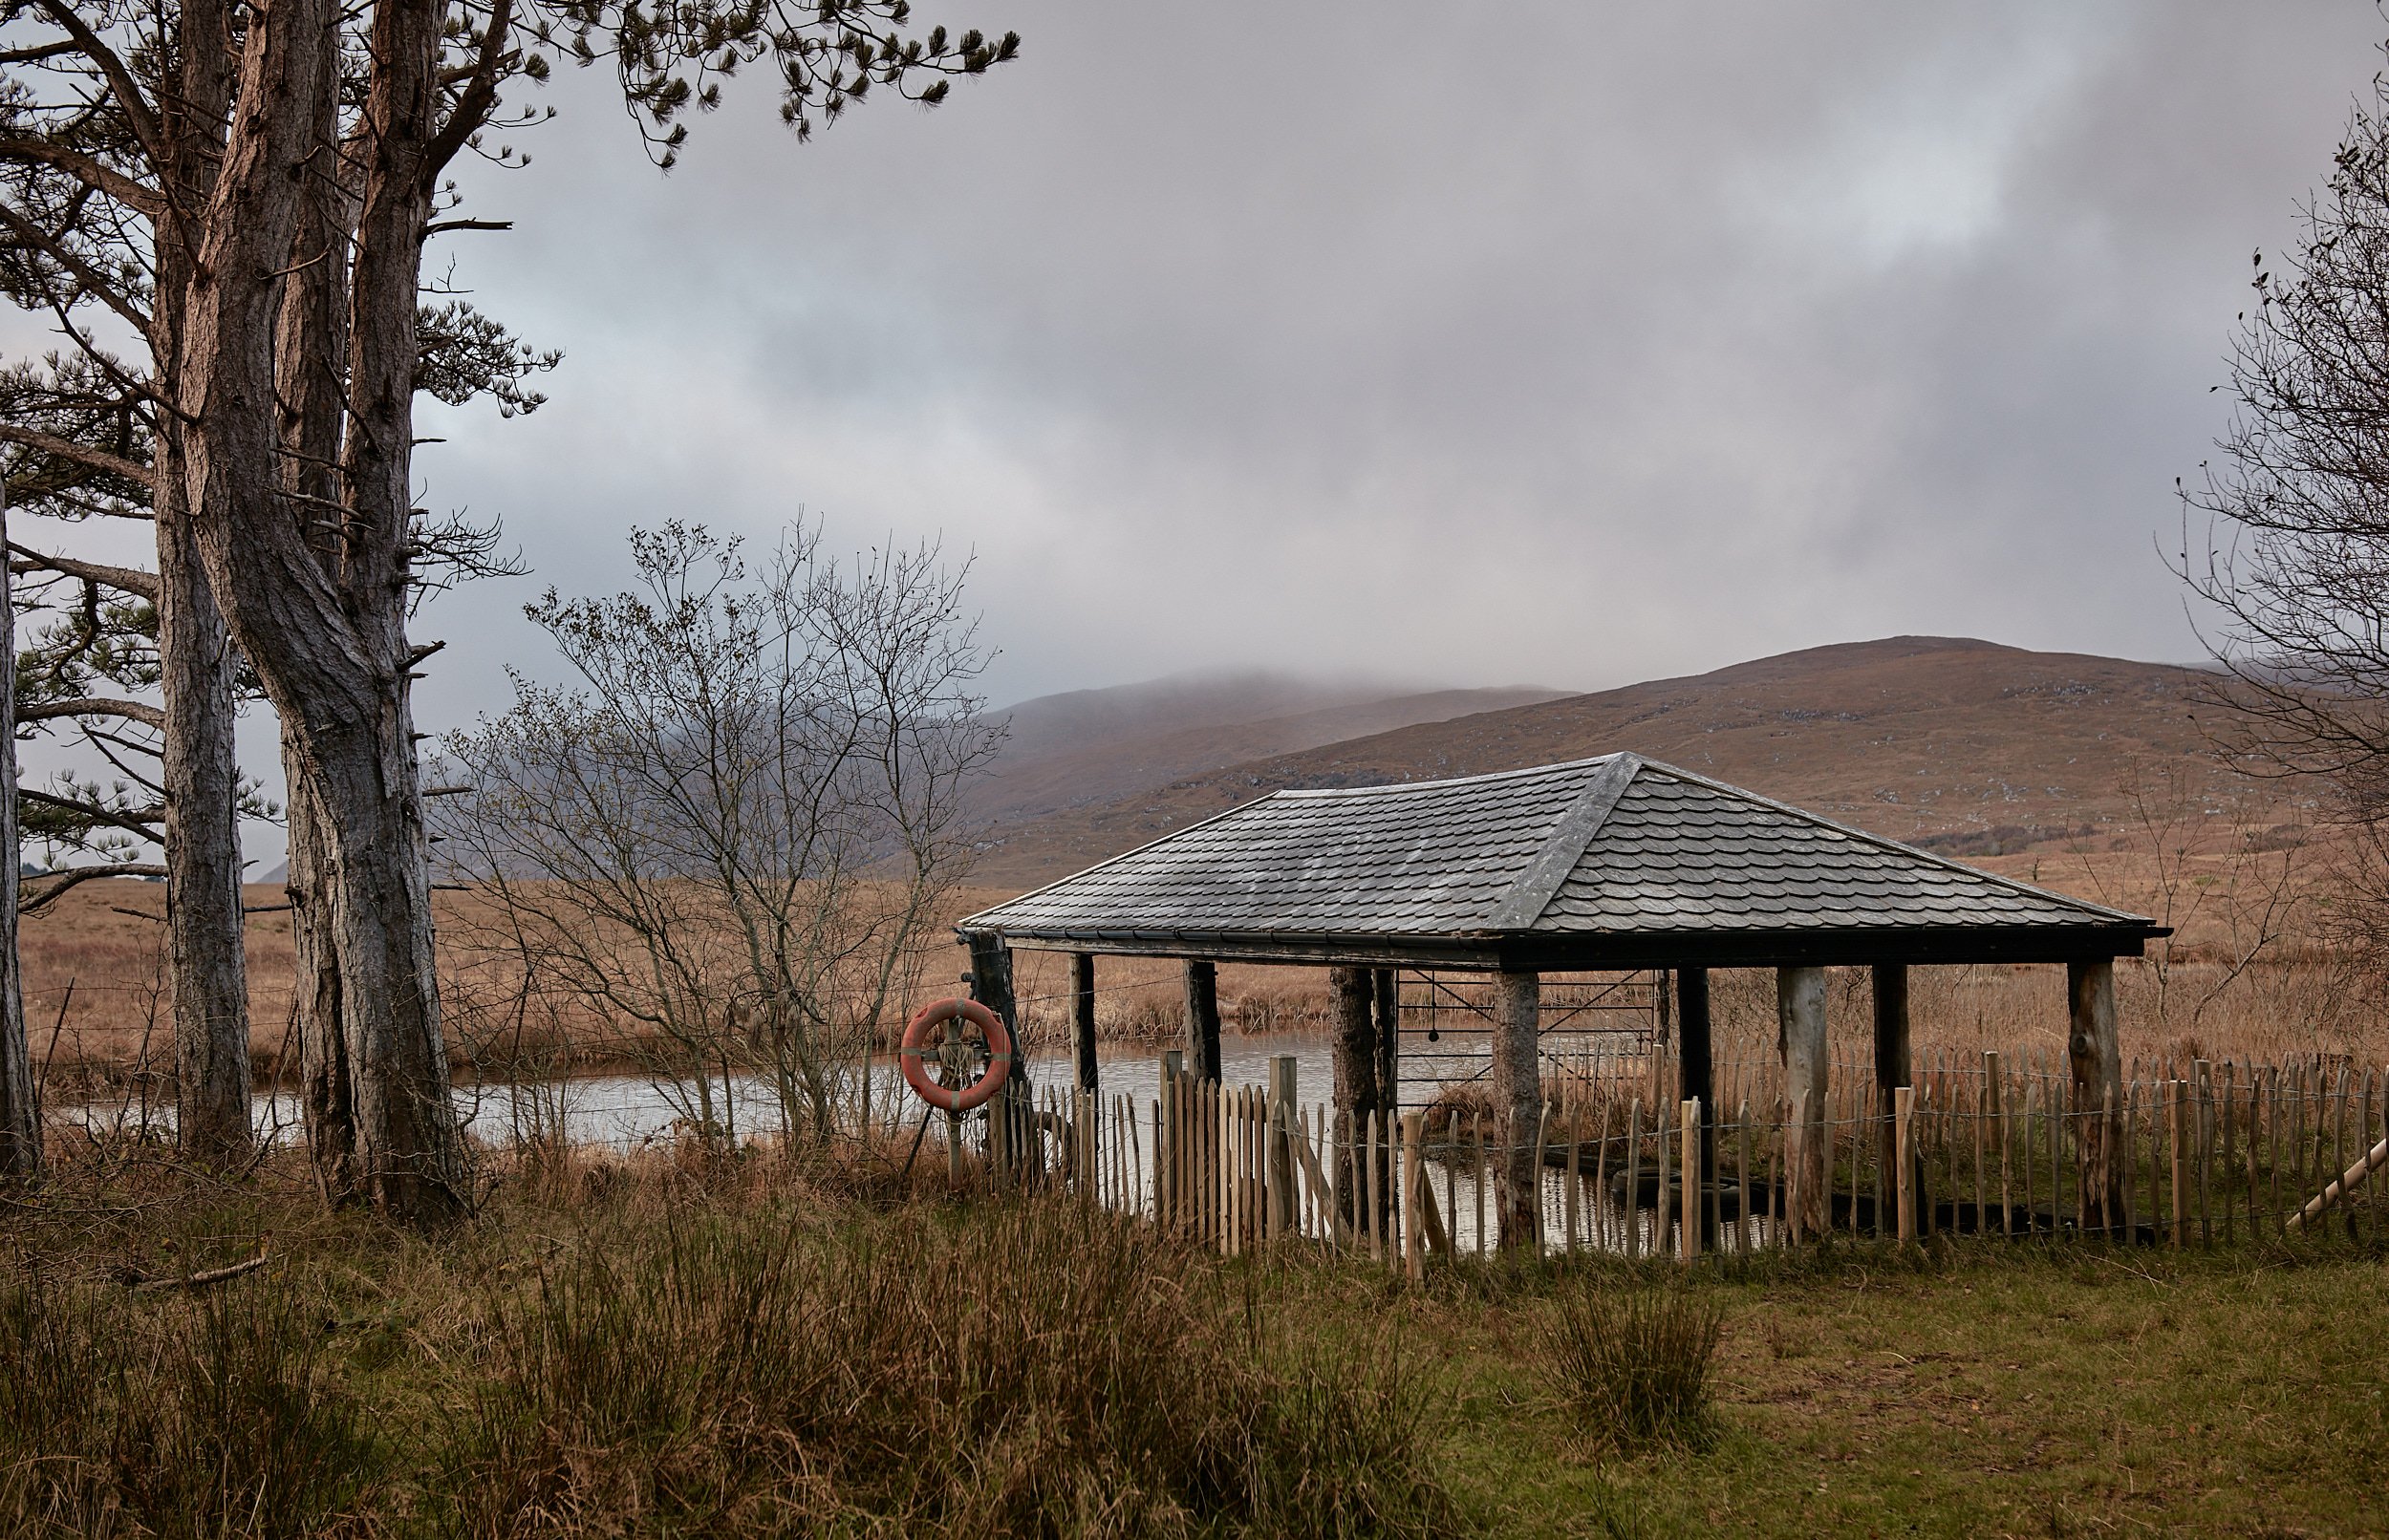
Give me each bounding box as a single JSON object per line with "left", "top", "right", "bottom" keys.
{"left": 409, "top": 0, "right": 2388, "bottom": 728}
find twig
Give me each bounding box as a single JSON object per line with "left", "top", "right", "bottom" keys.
{"left": 118, "top": 1243, "right": 272, "bottom": 1293}
{"left": 33, "top": 975, "right": 74, "bottom": 1112}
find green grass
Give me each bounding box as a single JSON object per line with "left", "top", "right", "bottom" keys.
{"left": 1, "top": 1158, "right": 2384, "bottom": 1536}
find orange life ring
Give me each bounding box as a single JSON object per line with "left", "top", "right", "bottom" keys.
{"left": 899, "top": 996, "right": 1015, "bottom": 1113}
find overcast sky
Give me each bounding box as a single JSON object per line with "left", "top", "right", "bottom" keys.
{"left": 7, "top": 4, "right": 2374, "bottom": 872}
{"left": 406, "top": 1, "right": 2389, "bottom": 724}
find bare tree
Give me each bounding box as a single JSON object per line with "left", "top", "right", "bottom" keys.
{"left": 435, "top": 523, "right": 1000, "bottom": 1148}
{"left": 1, "top": 0, "right": 1011, "bottom": 1219}
{"left": 2180, "top": 56, "right": 2389, "bottom": 957}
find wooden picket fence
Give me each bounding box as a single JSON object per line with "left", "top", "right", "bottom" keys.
{"left": 981, "top": 1049, "right": 2389, "bottom": 1267}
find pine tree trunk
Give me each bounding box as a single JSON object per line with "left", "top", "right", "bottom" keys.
{"left": 178, "top": 0, "right": 466, "bottom": 1223}
{"left": 285, "top": 765, "right": 352, "bottom": 1193}
{"left": 157, "top": 497, "right": 251, "bottom": 1166}
{"left": 157, "top": 0, "right": 252, "bottom": 1168}
{"left": 272, "top": 19, "right": 358, "bottom": 1197}
{"left": 0, "top": 487, "right": 39, "bottom": 1176}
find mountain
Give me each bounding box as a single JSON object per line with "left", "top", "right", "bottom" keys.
{"left": 964, "top": 637, "right": 2309, "bottom": 889}
{"left": 973, "top": 672, "right": 1567, "bottom": 826}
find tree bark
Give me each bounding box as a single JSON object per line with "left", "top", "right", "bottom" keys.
{"left": 1778, "top": 966, "right": 1830, "bottom": 1240}
{"left": 157, "top": 500, "right": 251, "bottom": 1166}
{"left": 0, "top": 485, "right": 40, "bottom": 1176}
{"left": 272, "top": 20, "right": 359, "bottom": 1196}
{"left": 1328, "top": 965, "right": 1381, "bottom": 1232}
{"left": 2068, "top": 958, "right": 2124, "bottom": 1233}
{"left": 179, "top": 0, "right": 465, "bottom": 1223}
{"left": 1491, "top": 968, "right": 1539, "bottom": 1250}
{"left": 154, "top": 0, "right": 251, "bottom": 1168}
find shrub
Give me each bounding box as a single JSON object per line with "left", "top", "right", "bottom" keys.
{"left": 1540, "top": 1284, "right": 1723, "bottom": 1452}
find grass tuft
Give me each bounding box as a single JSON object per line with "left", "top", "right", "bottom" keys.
{"left": 1540, "top": 1283, "right": 1723, "bottom": 1453}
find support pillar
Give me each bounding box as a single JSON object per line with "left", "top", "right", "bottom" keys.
{"left": 1329, "top": 966, "right": 1383, "bottom": 1232}
{"left": 1677, "top": 966, "right": 1714, "bottom": 1248}
{"left": 966, "top": 935, "right": 1020, "bottom": 1180}
{"left": 2068, "top": 957, "right": 2124, "bottom": 1233}
{"left": 1183, "top": 959, "right": 1221, "bottom": 1082}
{"left": 1492, "top": 969, "right": 1541, "bottom": 1250}
{"left": 1777, "top": 966, "right": 1829, "bottom": 1240}
{"left": 1071, "top": 952, "right": 1098, "bottom": 1093}
{"left": 1372, "top": 968, "right": 1399, "bottom": 1117}
{"left": 1872, "top": 963, "right": 1911, "bottom": 1213}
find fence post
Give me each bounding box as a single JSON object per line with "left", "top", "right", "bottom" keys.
{"left": 1402, "top": 1111, "right": 1426, "bottom": 1281}
{"left": 1270, "top": 1055, "right": 1297, "bottom": 1239}
{"left": 1679, "top": 1097, "right": 1701, "bottom": 1262}
{"left": 1896, "top": 1085, "right": 1915, "bottom": 1245}
{"left": 2166, "top": 1078, "right": 2186, "bottom": 1248}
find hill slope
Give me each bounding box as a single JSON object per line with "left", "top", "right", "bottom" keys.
{"left": 974, "top": 674, "right": 1564, "bottom": 825}
{"left": 965, "top": 637, "right": 2308, "bottom": 889}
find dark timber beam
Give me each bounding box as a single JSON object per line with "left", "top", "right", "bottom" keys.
{"left": 1183, "top": 959, "right": 1222, "bottom": 1082}
{"left": 966, "top": 935, "right": 1021, "bottom": 1180}
{"left": 1873, "top": 963, "right": 1910, "bottom": 1205}
{"left": 1072, "top": 952, "right": 1097, "bottom": 1093}
{"left": 1372, "top": 968, "right": 1399, "bottom": 1116}
{"left": 1678, "top": 966, "right": 1715, "bottom": 1249}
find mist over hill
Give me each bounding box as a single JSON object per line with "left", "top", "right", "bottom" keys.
{"left": 963, "top": 637, "right": 2307, "bottom": 890}
{"left": 973, "top": 672, "right": 1567, "bottom": 825}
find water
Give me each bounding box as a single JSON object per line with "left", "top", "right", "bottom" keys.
{"left": 57, "top": 1032, "right": 1768, "bottom": 1255}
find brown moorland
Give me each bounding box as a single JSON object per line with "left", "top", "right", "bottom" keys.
{"left": 24, "top": 636, "right": 2367, "bottom": 1093}
{"left": 964, "top": 635, "right": 2310, "bottom": 889}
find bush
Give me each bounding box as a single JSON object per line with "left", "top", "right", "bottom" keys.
{"left": 1540, "top": 1284, "right": 1723, "bottom": 1452}
{"left": 459, "top": 1198, "right": 1462, "bottom": 1536}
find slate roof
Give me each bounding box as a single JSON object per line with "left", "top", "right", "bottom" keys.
{"left": 958, "top": 754, "right": 2163, "bottom": 970}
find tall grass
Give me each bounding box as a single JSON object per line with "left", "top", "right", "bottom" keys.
{"left": 0, "top": 1270, "right": 374, "bottom": 1536}
{"left": 459, "top": 1198, "right": 1460, "bottom": 1537}
{"left": 1540, "top": 1284, "right": 1724, "bottom": 1452}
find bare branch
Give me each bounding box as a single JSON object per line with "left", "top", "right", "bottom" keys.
{"left": 19, "top": 862, "right": 165, "bottom": 915}
{"left": 19, "top": 696, "right": 165, "bottom": 730}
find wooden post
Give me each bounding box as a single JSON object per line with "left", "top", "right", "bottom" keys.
{"left": 1679, "top": 1098, "right": 1701, "bottom": 1262}
{"left": 2067, "top": 958, "right": 2124, "bottom": 1235}
{"left": 1873, "top": 963, "right": 1911, "bottom": 1227}
{"left": 1778, "top": 967, "right": 1829, "bottom": 1241}
{"left": 1988, "top": 1051, "right": 2010, "bottom": 1235}
{"left": 1491, "top": 968, "right": 1541, "bottom": 1251}
{"left": 1678, "top": 967, "right": 1716, "bottom": 1251}
{"left": 1373, "top": 968, "right": 1400, "bottom": 1122}
{"left": 1625, "top": 1098, "right": 1642, "bottom": 1258}
{"left": 1184, "top": 960, "right": 1222, "bottom": 1083}
{"left": 2195, "top": 1059, "right": 2212, "bottom": 1247}
{"left": 1072, "top": 952, "right": 1098, "bottom": 1094}
{"left": 1329, "top": 966, "right": 1382, "bottom": 1237}
{"left": 2170, "top": 1079, "right": 2189, "bottom": 1248}
{"left": 966, "top": 934, "right": 1020, "bottom": 1185}
{"left": 1895, "top": 1085, "right": 1916, "bottom": 1245}
{"left": 1270, "top": 1054, "right": 1298, "bottom": 1236}
{"left": 1402, "top": 1111, "right": 1426, "bottom": 1281}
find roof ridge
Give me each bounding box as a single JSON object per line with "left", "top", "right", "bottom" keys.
{"left": 1484, "top": 754, "right": 1643, "bottom": 930}
{"left": 1629, "top": 759, "right": 2151, "bottom": 926}
{"left": 1274, "top": 753, "right": 1622, "bottom": 799}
